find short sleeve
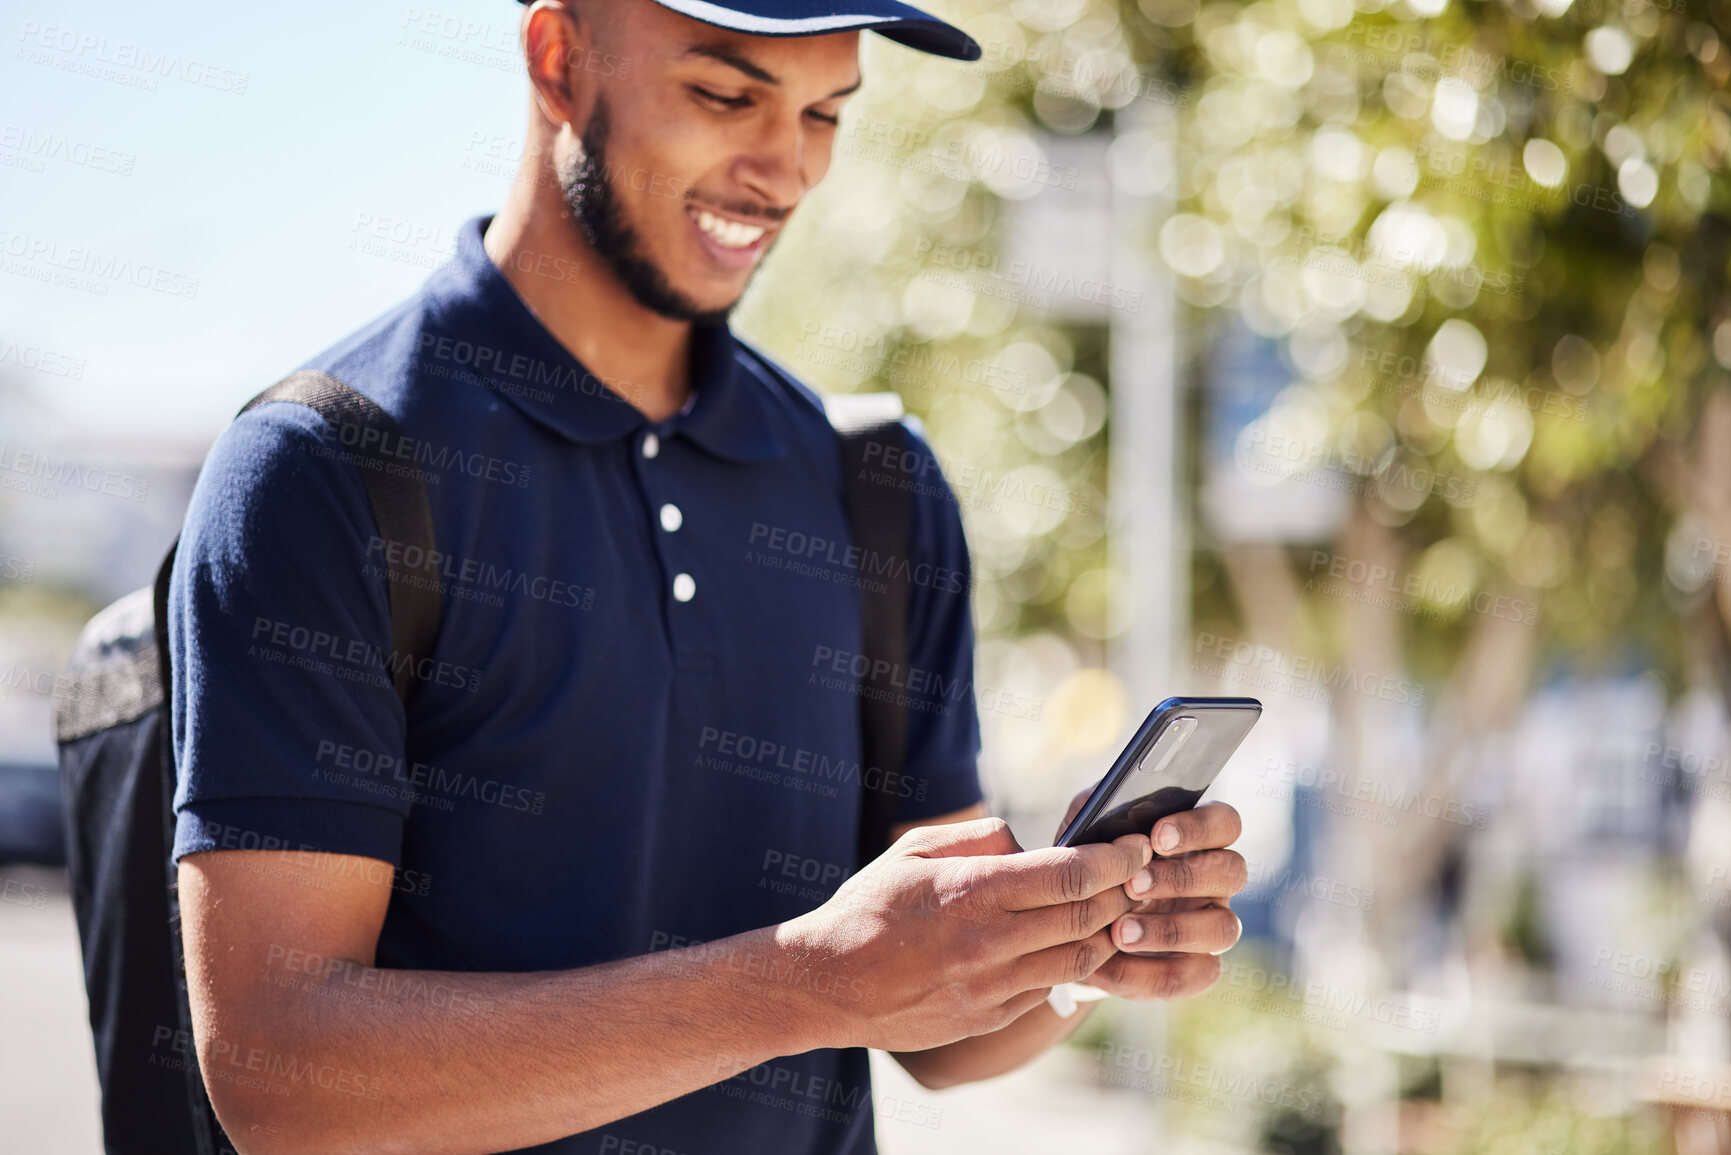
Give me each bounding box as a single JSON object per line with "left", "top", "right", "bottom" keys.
{"left": 168, "top": 402, "right": 411, "bottom": 864}
{"left": 887, "top": 425, "right": 984, "bottom": 824}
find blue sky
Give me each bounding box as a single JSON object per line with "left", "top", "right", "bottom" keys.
{"left": 3, "top": 0, "right": 531, "bottom": 439}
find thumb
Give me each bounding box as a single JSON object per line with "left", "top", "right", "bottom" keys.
{"left": 902, "top": 816, "right": 1023, "bottom": 859}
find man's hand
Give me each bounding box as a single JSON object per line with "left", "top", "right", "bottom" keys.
{"left": 1054, "top": 792, "right": 1247, "bottom": 1002}
{"left": 784, "top": 817, "right": 1150, "bottom": 1053}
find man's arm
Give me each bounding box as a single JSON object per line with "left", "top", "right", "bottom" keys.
{"left": 884, "top": 801, "right": 1246, "bottom": 1090}
{"left": 179, "top": 850, "right": 818, "bottom": 1155}
{"left": 179, "top": 816, "right": 1151, "bottom": 1155}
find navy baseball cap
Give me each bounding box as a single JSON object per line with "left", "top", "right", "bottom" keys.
{"left": 517, "top": 0, "right": 982, "bottom": 61}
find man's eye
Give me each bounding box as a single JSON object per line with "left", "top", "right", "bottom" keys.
{"left": 691, "top": 86, "right": 750, "bottom": 110}
{"left": 807, "top": 109, "right": 841, "bottom": 126}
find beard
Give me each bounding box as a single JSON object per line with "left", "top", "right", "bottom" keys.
{"left": 558, "top": 94, "right": 736, "bottom": 326}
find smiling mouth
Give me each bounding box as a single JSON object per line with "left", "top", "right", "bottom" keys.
{"left": 689, "top": 206, "right": 769, "bottom": 250}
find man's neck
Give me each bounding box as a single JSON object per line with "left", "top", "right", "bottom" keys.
{"left": 483, "top": 189, "right": 694, "bottom": 423}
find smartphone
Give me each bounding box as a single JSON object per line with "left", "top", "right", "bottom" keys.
{"left": 1053, "top": 696, "right": 1261, "bottom": 849}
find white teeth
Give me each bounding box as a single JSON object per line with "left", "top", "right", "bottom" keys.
{"left": 693, "top": 209, "right": 765, "bottom": 249}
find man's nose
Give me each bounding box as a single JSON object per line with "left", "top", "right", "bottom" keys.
{"left": 732, "top": 115, "right": 811, "bottom": 211}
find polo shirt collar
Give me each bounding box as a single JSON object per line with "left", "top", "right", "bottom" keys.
{"left": 431, "top": 215, "right": 783, "bottom": 462}
{"left": 673, "top": 320, "right": 785, "bottom": 463}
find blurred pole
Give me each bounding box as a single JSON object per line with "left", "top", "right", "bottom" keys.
{"left": 1108, "top": 96, "right": 1184, "bottom": 718}
{"left": 1107, "top": 92, "right": 1183, "bottom": 1149}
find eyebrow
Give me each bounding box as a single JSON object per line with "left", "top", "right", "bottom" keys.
{"left": 682, "top": 43, "right": 863, "bottom": 99}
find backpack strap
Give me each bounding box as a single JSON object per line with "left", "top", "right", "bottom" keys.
{"left": 838, "top": 419, "right": 916, "bottom": 868}
{"left": 239, "top": 370, "right": 442, "bottom": 703}
{"left": 157, "top": 370, "right": 445, "bottom": 1154}
{"left": 735, "top": 343, "right": 915, "bottom": 870}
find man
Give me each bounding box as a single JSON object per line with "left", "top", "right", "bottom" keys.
{"left": 169, "top": 1, "right": 1248, "bottom": 1151}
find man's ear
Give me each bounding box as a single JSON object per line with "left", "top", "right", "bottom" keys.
{"left": 522, "top": 1, "right": 594, "bottom": 128}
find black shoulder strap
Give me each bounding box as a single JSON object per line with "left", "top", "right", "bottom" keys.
{"left": 157, "top": 370, "right": 444, "bottom": 1153}
{"left": 734, "top": 343, "right": 916, "bottom": 869}
{"left": 239, "top": 370, "right": 443, "bottom": 702}
{"left": 838, "top": 422, "right": 915, "bottom": 868}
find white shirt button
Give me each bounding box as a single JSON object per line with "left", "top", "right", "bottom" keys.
{"left": 642, "top": 432, "right": 660, "bottom": 459}
{"left": 672, "top": 573, "right": 696, "bottom": 602}
{"left": 659, "top": 503, "right": 683, "bottom": 532}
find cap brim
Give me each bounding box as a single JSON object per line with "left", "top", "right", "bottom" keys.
{"left": 515, "top": 0, "right": 981, "bottom": 61}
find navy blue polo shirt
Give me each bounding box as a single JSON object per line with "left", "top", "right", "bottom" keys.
{"left": 168, "top": 214, "right": 982, "bottom": 1154}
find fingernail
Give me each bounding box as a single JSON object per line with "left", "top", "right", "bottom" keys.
{"left": 1155, "top": 824, "right": 1180, "bottom": 854}
{"left": 1211, "top": 913, "right": 1243, "bottom": 956}
{"left": 1129, "top": 869, "right": 1152, "bottom": 897}
{"left": 1119, "top": 919, "right": 1143, "bottom": 945}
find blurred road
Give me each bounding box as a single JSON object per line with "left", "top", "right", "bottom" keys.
{"left": 869, "top": 1044, "right": 1161, "bottom": 1155}
{"left": 0, "top": 866, "right": 102, "bottom": 1154}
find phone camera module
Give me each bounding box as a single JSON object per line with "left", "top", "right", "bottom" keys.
{"left": 1135, "top": 715, "right": 1197, "bottom": 778}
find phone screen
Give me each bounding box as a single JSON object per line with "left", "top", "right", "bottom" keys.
{"left": 1056, "top": 698, "right": 1260, "bottom": 847}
